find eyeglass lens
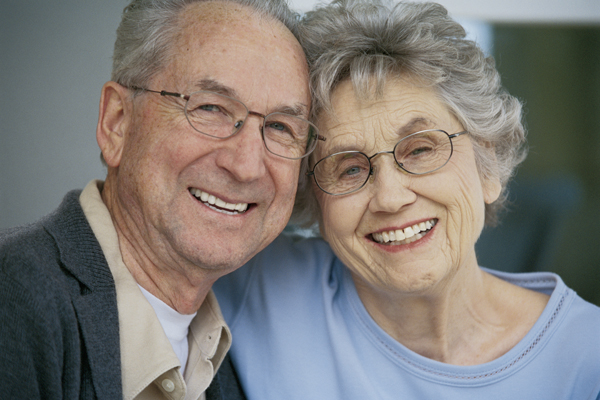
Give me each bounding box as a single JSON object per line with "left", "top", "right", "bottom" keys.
{"left": 184, "top": 91, "right": 317, "bottom": 159}
{"left": 313, "top": 130, "right": 453, "bottom": 195}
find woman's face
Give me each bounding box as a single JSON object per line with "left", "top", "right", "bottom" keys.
{"left": 314, "top": 78, "right": 501, "bottom": 295}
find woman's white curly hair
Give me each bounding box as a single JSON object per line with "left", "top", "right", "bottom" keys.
{"left": 292, "top": 0, "right": 527, "bottom": 229}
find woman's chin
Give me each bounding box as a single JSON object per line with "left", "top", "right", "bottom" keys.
{"left": 350, "top": 259, "right": 449, "bottom": 297}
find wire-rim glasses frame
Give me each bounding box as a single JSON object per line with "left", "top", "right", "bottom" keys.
{"left": 306, "top": 129, "right": 468, "bottom": 196}
{"left": 130, "top": 86, "right": 325, "bottom": 160}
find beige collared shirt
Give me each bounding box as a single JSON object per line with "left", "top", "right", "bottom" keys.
{"left": 80, "top": 180, "right": 231, "bottom": 400}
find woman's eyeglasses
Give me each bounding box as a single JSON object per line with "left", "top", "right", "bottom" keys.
{"left": 307, "top": 129, "right": 467, "bottom": 195}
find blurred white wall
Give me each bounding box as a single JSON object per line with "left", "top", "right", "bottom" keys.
{"left": 294, "top": 0, "right": 600, "bottom": 23}
{"left": 1, "top": 0, "right": 599, "bottom": 229}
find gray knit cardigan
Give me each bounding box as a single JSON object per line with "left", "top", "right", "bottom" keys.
{"left": 0, "top": 191, "right": 245, "bottom": 400}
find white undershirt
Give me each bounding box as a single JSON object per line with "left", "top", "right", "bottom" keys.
{"left": 138, "top": 285, "right": 197, "bottom": 373}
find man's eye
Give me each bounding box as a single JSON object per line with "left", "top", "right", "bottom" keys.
{"left": 198, "top": 104, "right": 221, "bottom": 112}
{"left": 267, "top": 122, "right": 286, "bottom": 131}
{"left": 265, "top": 121, "right": 295, "bottom": 138}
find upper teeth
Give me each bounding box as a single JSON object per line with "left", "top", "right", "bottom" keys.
{"left": 372, "top": 219, "right": 436, "bottom": 244}
{"left": 190, "top": 188, "right": 248, "bottom": 213}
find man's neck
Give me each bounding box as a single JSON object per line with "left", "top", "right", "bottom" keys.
{"left": 101, "top": 175, "right": 219, "bottom": 314}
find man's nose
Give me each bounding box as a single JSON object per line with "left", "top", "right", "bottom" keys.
{"left": 216, "top": 115, "right": 268, "bottom": 182}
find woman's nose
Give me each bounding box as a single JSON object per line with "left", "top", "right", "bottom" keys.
{"left": 368, "top": 157, "right": 417, "bottom": 213}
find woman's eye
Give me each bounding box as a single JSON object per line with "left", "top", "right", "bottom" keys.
{"left": 410, "top": 146, "right": 433, "bottom": 156}
{"left": 337, "top": 164, "right": 367, "bottom": 180}
{"left": 344, "top": 166, "right": 362, "bottom": 176}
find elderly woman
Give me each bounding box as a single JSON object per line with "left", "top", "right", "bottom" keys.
{"left": 213, "top": 0, "right": 600, "bottom": 398}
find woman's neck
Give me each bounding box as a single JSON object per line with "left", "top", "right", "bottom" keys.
{"left": 352, "top": 263, "right": 549, "bottom": 365}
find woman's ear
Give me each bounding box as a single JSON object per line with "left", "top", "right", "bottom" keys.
{"left": 483, "top": 174, "right": 502, "bottom": 205}
{"left": 481, "top": 145, "right": 502, "bottom": 204}
{"left": 96, "top": 82, "right": 132, "bottom": 168}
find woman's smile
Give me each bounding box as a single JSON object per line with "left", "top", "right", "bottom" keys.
{"left": 370, "top": 218, "right": 437, "bottom": 246}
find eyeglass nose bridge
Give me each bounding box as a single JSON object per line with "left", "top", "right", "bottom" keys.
{"left": 367, "top": 149, "right": 395, "bottom": 164}
{"left": 366, "top": 149, "right": 410, "bottom": 178}
{"left": 232, "top": 110, "right": 268, "bottom": 137}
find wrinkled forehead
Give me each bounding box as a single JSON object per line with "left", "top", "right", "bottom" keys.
{"left": 152, "top": 1, "right": 310, "bottom": 112}
{"left": 314, "top": 77, "right": 459, "bottom": 156}
{"left": 173, "top": 1, "right": 301, "bottom": 60}
{"left": 178, "top": 2, "right": 280, "bottom": 36}
{"left": 315, "top": 70, "right": 438, "bottom": 120}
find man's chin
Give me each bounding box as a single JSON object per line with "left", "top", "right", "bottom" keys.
{"left": 176, "top": 237, "right": 264, "bottom": 273}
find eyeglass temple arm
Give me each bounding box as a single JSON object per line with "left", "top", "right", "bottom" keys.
{"left": 130, "top": 86, "right": 189, "bottom": 100}
{"left": 132, "top": 85, "right": 324, "bottom": 145}
{"left": 448, "top": 130, "right": 468, "bottom": 139}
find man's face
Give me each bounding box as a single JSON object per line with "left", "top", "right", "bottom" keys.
{"left": 112, "top": 2, "right": 310, "bottom": 274}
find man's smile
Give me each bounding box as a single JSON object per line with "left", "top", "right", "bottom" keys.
{"left": 189, "top": 187, "right": 250, "bottom": 215}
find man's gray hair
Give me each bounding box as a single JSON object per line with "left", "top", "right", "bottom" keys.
{"left": 292, "top": 0, "right": 527, "bottom": 228}
{"left": 112, "top": 0, "right": 301, "bottom": 89}
{"left": 99, "top": 0, "right": 300, "bottom": 166}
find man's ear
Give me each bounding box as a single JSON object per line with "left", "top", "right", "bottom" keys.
{"left": 96, "top": 82, "right": 132, "bottom": 168}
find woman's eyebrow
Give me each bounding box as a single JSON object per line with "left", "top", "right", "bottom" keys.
{"left": 322, "top": 144, "right": 360, "bottom": 156}
{"left": 395, "top": 117, "right": 435, "bottom": 138}
{"left": 322, "top": 117, "right": 436, "bottom": 156}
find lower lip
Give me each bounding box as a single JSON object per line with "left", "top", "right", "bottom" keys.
{"left": 370, "top": 224, "right": 436, "bottom": 252}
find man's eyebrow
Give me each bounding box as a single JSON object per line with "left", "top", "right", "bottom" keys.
{"left": 194, "top": 79, "right": 240, "bottom": 98}
{"left": 273, "top": 104, "right": 309, "bottom": 118}
{"left": 193, "top": 79, "right": 309, "bottom": 117}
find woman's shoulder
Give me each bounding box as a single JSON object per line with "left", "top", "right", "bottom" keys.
{"left": 245, "top": 233, "right": 336, "bottom": 279}
{"left": 213, "top": 232, "right": 338, "bottom": 323}
{"left": 280, "top": 231, "right": 334, "bottom": 257}
{"left": 486, "top": 268, "right": 600, "bottom": 351}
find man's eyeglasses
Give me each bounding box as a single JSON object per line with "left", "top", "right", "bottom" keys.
{"left": 131, "top": 87, "right": 324, "bottom": 160}
{"left": 306, "top": 129, "right": 467, "bottom": 195}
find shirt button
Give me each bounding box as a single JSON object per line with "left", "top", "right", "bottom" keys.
{"left": 161, "top": 379, "right": 175, "bottom": 393}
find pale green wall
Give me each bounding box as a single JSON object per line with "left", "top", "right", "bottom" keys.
{"left": 492, "top": 25, "right": 600, "bottom": 305}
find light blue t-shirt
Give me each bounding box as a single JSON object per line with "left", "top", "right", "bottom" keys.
{"left": 214, "top": 235, "right": 600, "bottom": 400}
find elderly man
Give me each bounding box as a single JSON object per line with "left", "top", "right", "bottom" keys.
{"left": 0, "top": 0, "right": 318, "bottom": 399}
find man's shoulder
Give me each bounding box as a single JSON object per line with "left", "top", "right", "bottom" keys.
{"left": 0, "top": 187, "right": 118, "bottom": 340}
{"left": 0, "top": 189, "right": 123, "bottom": 400}
{"left": 1, "top": 215, "right": 59, "bottom": 277}
{"left": 1, "top": 191, "right": 79, "bottom": 257}
{"left": 0, "top": 189, "right": 93, "bottom": 288}
{"left": 0, "top": 194, "right": 86, "bottom": 338}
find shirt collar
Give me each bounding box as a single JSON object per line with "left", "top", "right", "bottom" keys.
{"left": 80, "top": 180, "right": 231, "bottom": 399}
